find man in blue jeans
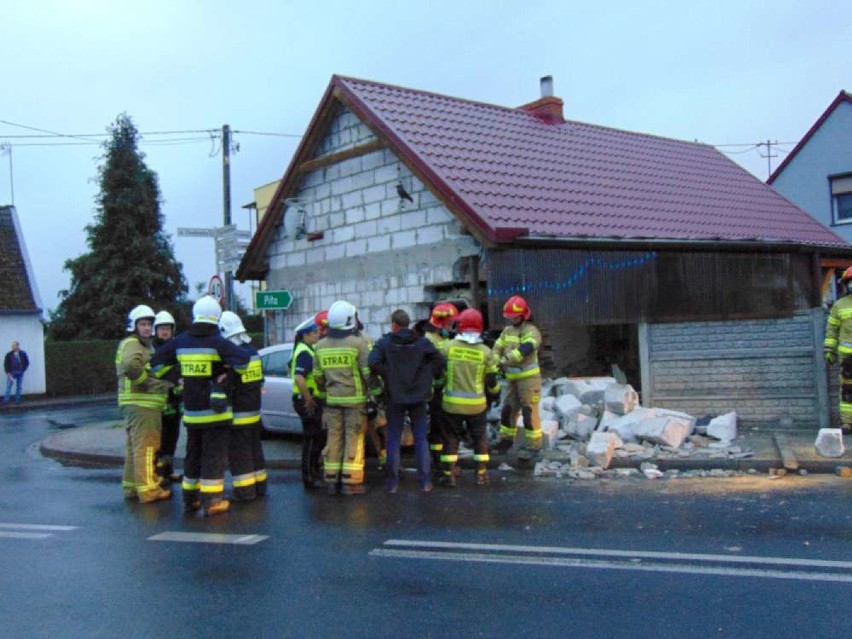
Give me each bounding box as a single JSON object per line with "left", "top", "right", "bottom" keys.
{"left": 4, "top": 341, "right": 29, "bottom": 405}
{"left": 368, "top": 309, "right": 444, "bottom": 493}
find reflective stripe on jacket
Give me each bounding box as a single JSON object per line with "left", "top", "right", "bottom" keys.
{"left": 115, "top": 336, "right": 168, "bottom": 410}
{"left": 290, "top": 341, "right": 319, "bottom": 397}
{"left": 825, "top": 295, "right": 852, "bottom": 355}
{"left": 439, "top": 339, "right": 499, "bottom": 416}
{"left": 314, "top": 331, "right": 371, "bottom": 407}
{"left": 494, "top": 321, "right": 542, "bottom": 380}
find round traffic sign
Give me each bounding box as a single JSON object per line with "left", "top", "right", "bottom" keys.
{"left": 208, "top": 275, "right": 225, "bottom": 305}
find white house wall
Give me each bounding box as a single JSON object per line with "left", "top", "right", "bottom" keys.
{"left": 264, "top": 107, "right": 480, "bottom": 343}
{"left": 771, "top": 100, "right": 852, "bottom": 242}
{"left": 0, "top": 316, "right": 46, "bottom": 395}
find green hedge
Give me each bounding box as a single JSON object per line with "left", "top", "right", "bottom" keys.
{"left": 46, "top": 340, "right": 119, "bottom": 397}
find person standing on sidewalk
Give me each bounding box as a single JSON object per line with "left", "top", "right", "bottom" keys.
{"left": 116, "top": 305, "right": 172, "bottom": 503}
{"left": 150, "top": 296, "right": 250, "bottom": 516}
{"left": 291, "top": 315, "right": 325, "bottom": 489}
{"left": 152, "top": 310, "right": 182, "bottom": 484}
{"left": 824, "top": 266, "right": 852, "bottom": 432}
{"left": 313, "top": 300, "right": 373, "bottom": 496}
{"left": 369, "top": 309, "right": 444, "bottom": 493}
{"left": 3, "top": 341, "right": 29, "bottom": 406}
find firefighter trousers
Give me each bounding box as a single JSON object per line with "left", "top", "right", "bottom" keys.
{"left": 229, "top": 423, "right": 266, "bottom": 500}
{"left": 121, "top": 405, "right": 163, "bottom": 501}
{"left": 182, "top": 425, "right": 229, "bottom": 507}
{"left": 322, "top": 405, "right": 366, "bottom": 487}
{"left": 441, "top": 411, "right": 490, "bottom": 476}
{"left": 499, "top": 375, "right": 542, "bottom": 450}
{"left": 295, "top": 396, "right": 325, "bottom": 486}
{"left": 156, "top": 410, "right": 181, "bottom": 478}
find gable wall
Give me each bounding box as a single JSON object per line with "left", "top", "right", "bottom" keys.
{"left": 263, "top": 107, "right": 479, "bottom": 343}
{"left": 771, "top": 101, "right": 852, "bottom": 242}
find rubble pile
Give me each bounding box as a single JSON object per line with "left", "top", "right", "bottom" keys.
{"left": 530, "top": 376, "right": 748, "bottom": 480}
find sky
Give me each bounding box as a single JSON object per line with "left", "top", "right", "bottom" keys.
{"left": 2, "top": 0, "right": 851, "bottom": 316}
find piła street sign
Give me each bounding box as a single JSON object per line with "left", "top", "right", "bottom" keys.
{"left": 255, "top": 289, "right": 293, "bottom": 310}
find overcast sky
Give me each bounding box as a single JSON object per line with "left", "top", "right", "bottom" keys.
{"left": 2, "top": 0, "right": 850, "bottom": 315}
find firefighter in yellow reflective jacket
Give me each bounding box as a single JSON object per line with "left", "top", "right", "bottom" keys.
{"left": 493, "top": 295, "right": 543, "bottom": 460}
{"left": 117, "top": 304, "right": 172, "bottom": 503}
{"left": 291, "top": 315, "right": 325, "bottom": 489}
{"left": 150, "top": 296, "right": 250, "bottom": 516}
{"left": 438, "top": 309, "right": 501, "bottom": 486}
{"left": 423, "top": 302, "right": 458, "bottom": 472}
{"left": 824, "top": 266, "right": 852, "bottom": 431}
{"left": 219, "top": 311, "right": 267, "bottom": 500}
{"left": 314, "top": 300, "right": 373, "bottom": 496}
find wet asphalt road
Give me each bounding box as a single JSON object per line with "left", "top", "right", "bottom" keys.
{"left": 3, "top": 405, "right": 852, "bottom": 638}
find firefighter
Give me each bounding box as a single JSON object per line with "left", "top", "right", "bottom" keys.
{"left": 438, "top": 309, "right": 501, "bottom": 486}
{"left": 824, "top": 266, "right": 852, "bottom": 432}
{"left": 493, "top": 295, "right": 543, "bottom": 460}
{"left": 219, "top": 311, "right": 267, "bottom": 500}
{"left": 313, "top": 300, "right": 373, "bottom": 496}
{"left": 291, "top": 315, "right": 325, "bottom": 489}
{"left": 150, "top": 296, "right": 250, "bottom": 516}
{"left": 153, "top": 310, "right": 182, "bottom": 485}
{"left": 422, "top": 302, "right": 458, "bottom": 473}
{"left": 116, "top": 304, "right": 172, "bottom": 503}
{"left": 315, "top": 310, "right": 329, "bottom": 337}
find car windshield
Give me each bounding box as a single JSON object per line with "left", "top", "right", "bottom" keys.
{"left": 262, "top": 348, "right": 292, "bottom": 378}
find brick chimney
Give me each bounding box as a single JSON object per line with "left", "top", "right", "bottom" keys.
{"left": 519, "top": 75, "right": 564, "bottom": 124}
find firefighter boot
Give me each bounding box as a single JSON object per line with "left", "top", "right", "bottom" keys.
{"left": 438, "top": 462, "right": 457, "bottom": 488}
{"left": 475, "top": 466, "right": 489, "bottom": 486}
{"left": 138, "top": 487, "right": 171, "bottom": 504}
{"left": 204, "top": 499, "right": 230, "bottom": 516}
{"left": 341, "top": 483, "right": 366, "bottom": 496}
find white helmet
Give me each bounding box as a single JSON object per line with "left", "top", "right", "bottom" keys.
{"left": 154, "top": 310, "right": 176, "bottom": 329}
{"left": 126, "top": 304, "right": 156, "bottom": 332}
{"left": 219, "top": 310, "right": 250, "bottom": 343}
{"left": 192, "top": 295, "right": 222, "bottom": 325}
{"left": 327, "top": 300, "right": 358, "bottom": 330}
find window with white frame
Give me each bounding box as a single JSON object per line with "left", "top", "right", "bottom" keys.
{"left": 831, "top": 174, "right": 852, "bottom": 224}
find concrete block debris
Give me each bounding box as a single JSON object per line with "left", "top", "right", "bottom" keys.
{"left": 707, "top": 411, "right": 737, "bottom": 443}
{"left": 814, "top": 428, "right": 845, "bottom": 458}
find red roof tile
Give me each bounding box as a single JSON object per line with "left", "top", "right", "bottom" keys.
{"left": 336, "top": 76, "right": 846, "bottom": 247}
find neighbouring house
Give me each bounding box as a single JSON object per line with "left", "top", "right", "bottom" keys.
{"left": 238, "top": 75, "right": 852, "bottom": 428}
{"left": 768, "top": 90, "right": 852, "bottom": 302}
{"left": 0, "top": 205, "right": 46, "bottom": 397}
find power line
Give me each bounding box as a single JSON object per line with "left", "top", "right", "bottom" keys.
{"left": 0, "top": 118, "right": 102, "bottom": 143}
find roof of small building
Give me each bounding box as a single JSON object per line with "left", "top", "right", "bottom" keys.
{"left": 239, "top": 76, "right": 847, "bottom": 280}
{"left": 768, "top": 90, "right": 852, "bottom": 184}
{"left": 0, "top": 205, "right": 41, "bottom": 314}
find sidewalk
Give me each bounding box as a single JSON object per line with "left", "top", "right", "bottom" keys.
{"left": 11, "top": 393, "right": 852, "bottom": 475}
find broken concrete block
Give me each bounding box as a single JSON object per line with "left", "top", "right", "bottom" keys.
{"left": 586, "top": 431, "right": 620, "bottom": 469}
{"left": 547, "top": 377, "right": 572, "bottom": 397}
{"left": 640, "top": 462, "right": 663, "bottom": 479}
{"left": 815, "top": 428, "right": 845, "bottom": 458}
{"left": 604, "top": 383, "right": 639, "bottom": 416}
{"left": 653, "top": 408, "right": 696, "bottom": 436}
{"left": 539, "top": 407, "right": 557, "bottom": 426}
{"left": 835, "top": 466, "right": 852, "bottom": 478}
{"left": 601, "top": 407, "right": 657, "bottom": 442}
{"left": 539, "top": 396, "right": 556, "bottom": 414}
{"left": 540, "top": 419, "right": 560, "bottom": 450}
{"left": 634, "top": 417, "right": 690, "bottom": 449}
{"left": 707, "top": 411, "right": 738, "bottom": 442}
{"left": 562, "top": 412, "right": 599, "bottom": 441}
{"left": 553, "top": 393, "right": 582, "bottom": 419}
{"left": 562, "top": 377, "right": 616, "bottom": 404}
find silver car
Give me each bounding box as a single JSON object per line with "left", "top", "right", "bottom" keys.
{"left": 258, "top": 343, "right": 301, "bottom": 434}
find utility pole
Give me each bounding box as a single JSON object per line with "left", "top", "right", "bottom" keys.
{"left": 222, "top": 124, "right": 234, "bottom": 310}
{"left": 758, "top": 139, "right": 778, "bottom": 180}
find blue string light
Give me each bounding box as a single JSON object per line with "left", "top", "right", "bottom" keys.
{"left": 487, "top": 251, "right": 658, "bottom": 297}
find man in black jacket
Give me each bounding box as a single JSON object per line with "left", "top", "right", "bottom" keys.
{"left": 368, "top": 309, "right": 444, "bottom": 493}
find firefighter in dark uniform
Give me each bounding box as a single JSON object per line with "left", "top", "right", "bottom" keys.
{"left": 438, "top": 309, "right": 501, "bottom": 486}
{"left": 151, "top": 296, "right": 249, "bottom": 516}
{"left": 291, "top": 315, "right": 325, "bottom": 489}
{"left": 153, "top": 310, "right": 182, "bottom": 484}
{"left": 219, "top": 311, "right": 267, "bottom": 500}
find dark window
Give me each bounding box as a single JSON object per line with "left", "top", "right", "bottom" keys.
{"left": 836, "top": 192, "right": 852, "bottom": 222}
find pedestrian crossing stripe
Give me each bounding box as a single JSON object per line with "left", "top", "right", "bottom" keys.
{"left": 0, "top": 523, "right": 78, "bottom": 531}
{"left": 0, "top": 523, "right": 78, "bottom": 540}
{"left": 149, "top": 532, "right": 268, "bottom": 545}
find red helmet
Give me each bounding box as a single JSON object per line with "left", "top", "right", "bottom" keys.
{"left": 842, "top": 267, "right": 852, "bottom": 284}
{"left": 503, "top": 295, "right": 531, "bottom": 321}
{"left": 430, "top": 302, "right": 459, "bottom": 330}
{"left": 315, "top": 310, "right": 329, "bottom": 336}
{"left": 456, "top": 309, "right": 484, "bottom": 334}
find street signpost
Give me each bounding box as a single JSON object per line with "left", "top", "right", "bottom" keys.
{"left": 208, "top": 275, "right": 226, "bottom": 306}
{"left": 255, "top": 290, "right": 293, "bottom": 310}
{"left": 178, "top": 225, "right": 253, "bottom": 309}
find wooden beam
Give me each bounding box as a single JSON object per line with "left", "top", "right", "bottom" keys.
{"left": 299, "top": 139, "right": 384, "bottom": 173}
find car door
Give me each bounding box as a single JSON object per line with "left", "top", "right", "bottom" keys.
{"left": 259, "top": 345, "right": 299, "bottom": 433}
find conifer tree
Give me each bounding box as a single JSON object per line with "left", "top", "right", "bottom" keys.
{"left": 49, "top": 114, "right": 187, "bottom": 340}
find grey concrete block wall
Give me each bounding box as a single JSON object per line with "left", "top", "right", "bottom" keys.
{"left": 264, "top": 107, "right": 479, "bottom": 342}
{"left": 641, "top": 310, "right": 828, "bottom": 428}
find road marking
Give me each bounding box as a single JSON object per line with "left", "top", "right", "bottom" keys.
{"left": 371, "top": 540, "right": 852, "bottom": 584}
{"left": 0, "top": 532, "right": 53, "bottom": 539}
{"left": 148, "top": 532, "right": 268, "bottom": 545}
{"left": 0, "top": 523, "right": 78, "bottom": 531}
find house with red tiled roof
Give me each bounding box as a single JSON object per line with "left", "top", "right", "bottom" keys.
{"left": 0, "top": 205, "right": 46, "bottom": 397}
{"left": 769, "top": 90, "right": 852, "bottom": 248}
{"left": 238, "top": 76, "right": 852, "bottom": 428}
